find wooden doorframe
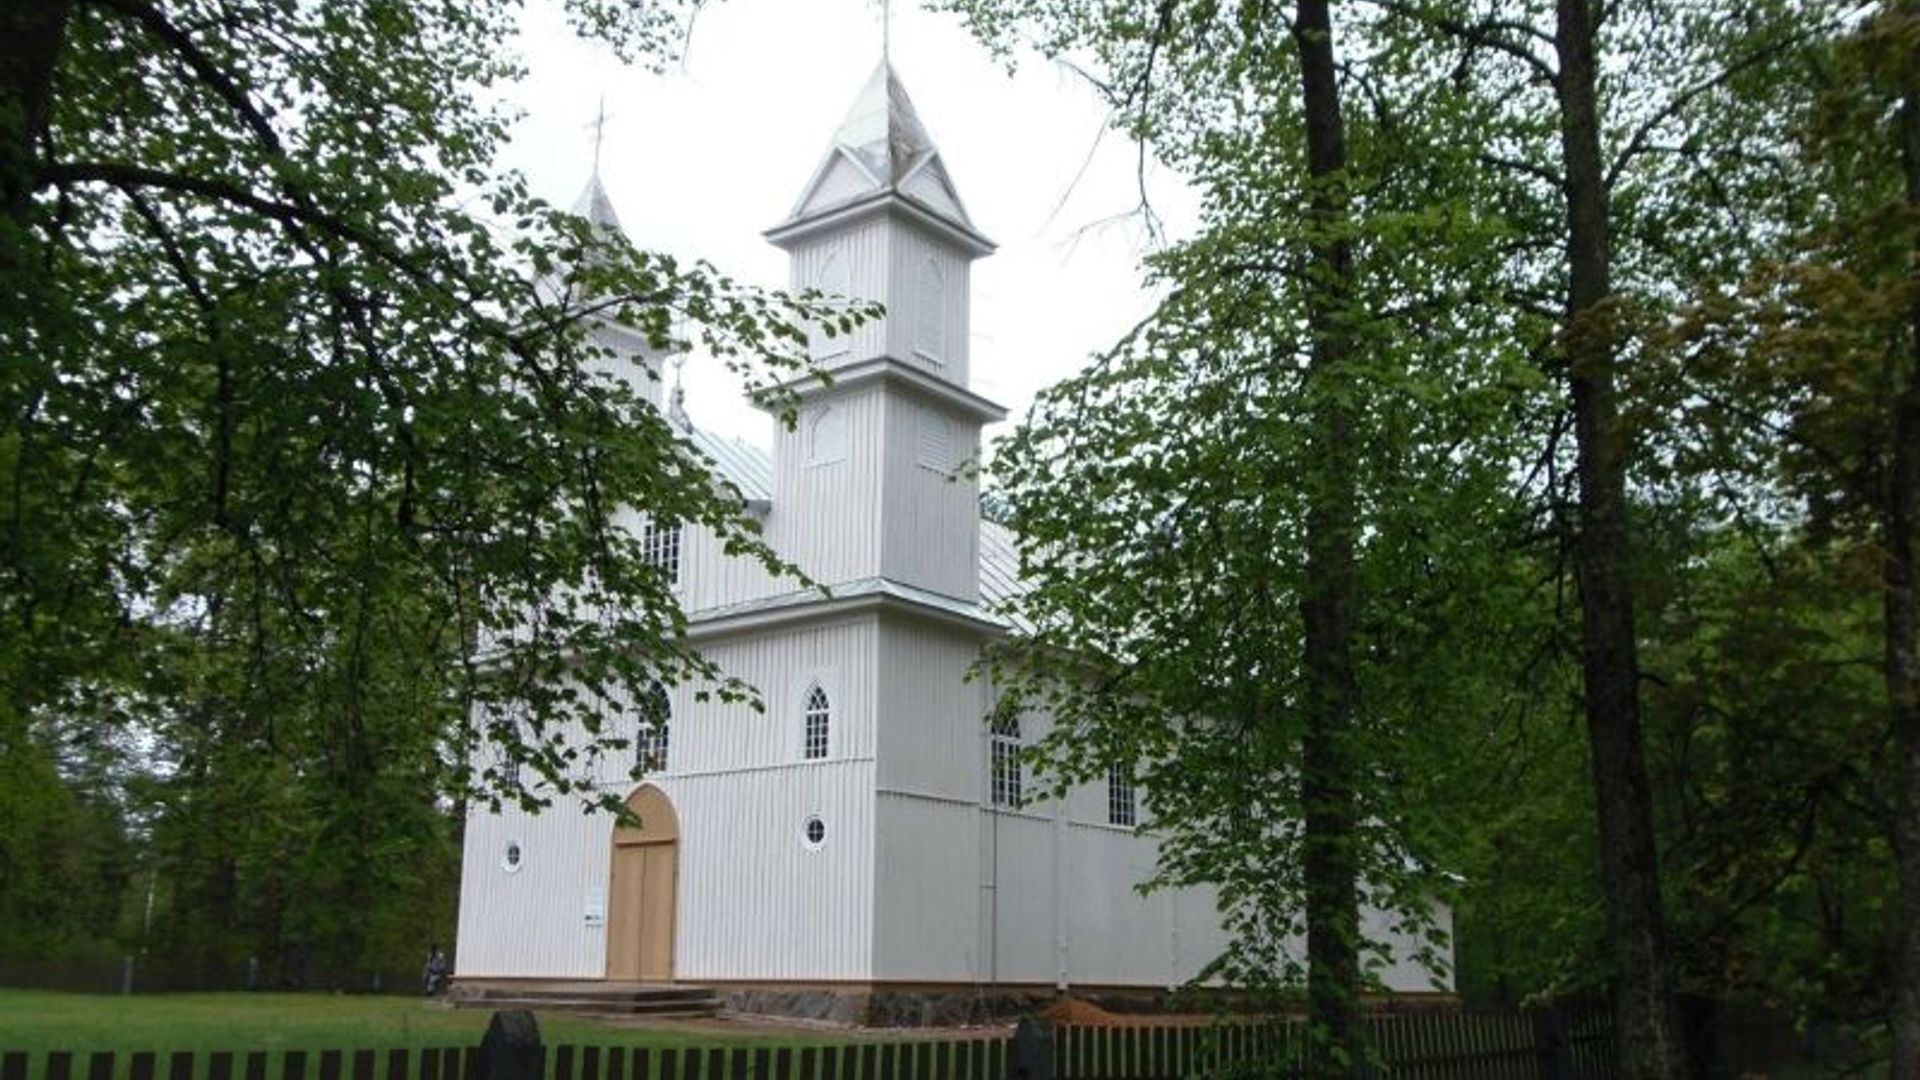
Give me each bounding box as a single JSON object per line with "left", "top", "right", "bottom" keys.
{"left": 606, "top": 784, "right": 679, "bottom": 982}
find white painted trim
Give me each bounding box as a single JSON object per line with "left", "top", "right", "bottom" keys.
{"left": 685, "top": 582, "right": 1008, "bottom": 641}
{"left": 768, "top": 355, "right": 1007, "bottom": 423}
{"left": 876, "top": 786, "right": 984, "bottom": 808}
{"left": 612, "top": 756, "right": 876, "bottom": 784}
{"left": 766, "top": 189, "right": 996, "bottom": 257}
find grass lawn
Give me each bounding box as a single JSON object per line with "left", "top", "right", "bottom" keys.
{"left": 0, "top": 989, "right": 828, "bottom": 1059}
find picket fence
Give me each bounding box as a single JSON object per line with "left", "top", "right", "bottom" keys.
{"left": 0, "top": 1008, "right": 1622, "bottom": 1080}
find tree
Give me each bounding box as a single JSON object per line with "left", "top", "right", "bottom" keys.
{"left": 0, "top": 0, "right": 840, "bottom": 818}
{"left": 0, "top": 718, "right": 131, "bottom": 970}
{"left": 0, "top": 0, "right": 865, "bottom": 989}
{"left": 1376, "top": 0, "right": 1838, "bottom": 1071}
{"left": 943, "top": 2, "right": 1535, "bottom": 1070}
{"left": 1652, "top": 4, "right": 1920, "bottom": 1064}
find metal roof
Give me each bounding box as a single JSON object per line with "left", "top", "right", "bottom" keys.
{"left": 978, "top": 518, "right": 1031, "bottom": 629}
{"left": 685, "top": 427, "right": 773, "bottom": 505}
{"left": 833, "top": 61, "right": 938, "bottom": 195}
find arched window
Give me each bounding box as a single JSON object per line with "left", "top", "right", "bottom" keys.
{"left": 637, "top": 681, "right": 670, "bottom": 774}
{"left": 802, "top": 683, "right": 831, "bottom": 760}
{"left": 1107, "top": 764, "right": 1137, "bottom": 828}
{"left": 913, "top": 259, "right": 944, "bottom": 363}
{"left": 812, "top": 253, "right": 851, "bottom": 359}
{"left": 989, "top": 711, "right": 1022, "bottom": 808}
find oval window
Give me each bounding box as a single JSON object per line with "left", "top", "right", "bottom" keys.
{"left": 502, "top": 841, "right": 524, "bottom": 873}
{"left": 802, "top": 816, "right": 826, "bottom": 850}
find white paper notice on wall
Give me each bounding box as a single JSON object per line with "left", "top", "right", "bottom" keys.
{"left": 584, "top": 889, "right": 606, "bottom": 927}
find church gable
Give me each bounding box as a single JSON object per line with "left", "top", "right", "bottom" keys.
{"left": 898, "top": 157, "right": 969, "bottom": 227}
{"left": 791, "top": 150, "right": 884, "bottom": 221}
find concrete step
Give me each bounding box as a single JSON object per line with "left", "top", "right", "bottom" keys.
{"left": 475, "top": 997, "right": 720, "bottom": 1017}
{"left": 452, "top": 983, "right": 720, "bottom": 1017}
{"left": 465, "top": 988, "right": 717, "bottom": 1004}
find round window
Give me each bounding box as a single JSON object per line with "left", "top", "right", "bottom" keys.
{"left": 502, "top": 841, "right": 524, "bottom": 872}
{"left": 802, "top": 816, "right": 826, "bottom": 850}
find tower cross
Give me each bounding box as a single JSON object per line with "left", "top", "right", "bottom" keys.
{"left": 881, "top": 0, "right": 892, "bottom": 65}
{"left": 588, "top": 94, "right": 611, "bottom": 177}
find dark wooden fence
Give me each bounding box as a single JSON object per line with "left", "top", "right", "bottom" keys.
{"left": 3, "top": 1003, "right": 1876, "bottom": 1080}
{"left": 0, "top": 1008, "right": 1627, "bottom": 1080}
{"left": 1044, "top": 1008, "right": 1618, "bottom": 1080}
{"left": 0, "top": 1045, "right": 1004, "bottom": 1080}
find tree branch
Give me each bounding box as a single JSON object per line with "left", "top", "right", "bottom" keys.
{"left": 1603, "top": 17, "right": 1839, "bottom": 191}
{"left": 1369, "top": 0, "right": 1559, "bottom": 88}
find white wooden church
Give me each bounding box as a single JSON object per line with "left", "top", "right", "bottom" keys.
{"left": 453, "top": 61, "right": 1450, "bottom": 1022}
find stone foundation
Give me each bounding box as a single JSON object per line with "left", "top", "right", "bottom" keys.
{"left": 715, "top": 984, "right": 1223, "bottom": 1028}
{"left": 718, "top": 984, "right": 1051, "bottom": 1027}
{"left": 717, "top": 983, "right": 1458, "bottom": 1028}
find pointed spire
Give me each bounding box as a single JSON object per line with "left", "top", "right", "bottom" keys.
{"left": 833, "top": 60, "right": 935, "bottom": 190}
{"left": 770, "top": 61, "right": 991, "bottom": 253}
{"left": 571, "top": 95, "right": 625, "bottom": 237}
{"left": 571, "top": 172, "right": 624, "bottom": 235}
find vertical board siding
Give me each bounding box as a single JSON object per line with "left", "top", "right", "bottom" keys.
{"left": 678, "top": 620, "right": 880, "bottom": 774}
{"left": 884, "top": 222, "right": 973, "bottom": 383}
{"left": 873, "top": 617, "right": 990, "bottom": 799}
{"left": 790, "top": 222, "right": 892, "bottom": 372}
{"left": 455, "top": 797, "right": 609, "bottom": 978}
{"left": 978, "top": 810, "right": 1056, "bottom": 985}
{"left": 877, "top": 395, "right": 980, "bottom": 601}
{"left": 583, "top": 320, "right": 665, "bottom": 412}
{"left": 872, "top": 791, "right": 982, "bottom": 979}
{"left": 1061, "top": 822, "right": 1173, "bottom": 988}
{"left": 1360, "top": 904, "right": 1454, "bottom": 994}
{"left": 680, "top": 516, "right": 786, "bottom": 617}
{"left": 769, "top": 386, "right": 886, "bottom": 588}
{"left": 457, "top": 619, "right": 880, "bottom": 981}
{"left": 674, "top": 758, "right": 874, "bottom": 980}
{"left": 869, "top": 615, "right": 1241, "bottom": 989}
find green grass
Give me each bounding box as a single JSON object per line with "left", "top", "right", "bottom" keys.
{"left": 0, "top": 989, "right": 814, "bottom": 1058}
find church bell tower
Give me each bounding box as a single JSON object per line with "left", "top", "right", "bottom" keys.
{"left": 763, "top": 62, "right": 1006, "bottom": 602}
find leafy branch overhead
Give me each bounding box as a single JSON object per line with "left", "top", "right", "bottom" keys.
{"left": 0, "top": 0, "right": 854, "bottom": 813}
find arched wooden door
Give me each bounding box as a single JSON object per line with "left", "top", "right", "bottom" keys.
{"left": 606, "top": 785, "right": 678, "bottom": 982}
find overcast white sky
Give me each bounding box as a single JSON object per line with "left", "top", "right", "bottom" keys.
{"left": 502, "top": 0, "right": 1193, "bottom": 449}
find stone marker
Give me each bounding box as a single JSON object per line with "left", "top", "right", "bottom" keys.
{"left": 477, "top": 1010, "right": 543, "bottom": 1080}
{"left": 1010, "top": 1015, "right": 1054, "bottom": 1080}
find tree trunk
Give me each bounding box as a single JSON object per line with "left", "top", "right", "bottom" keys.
{"left": 1887, "top": 70, "right": 1920, "bottom": 1080}
{"left": 0, "top": 2, "right": 71, "bottom": 228}
{"left": 1291, "top": 0, "right": 1364, "bottom": 1074}
{"left": 1552, "top": 1, "right": 1687, "bottom": 1077}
